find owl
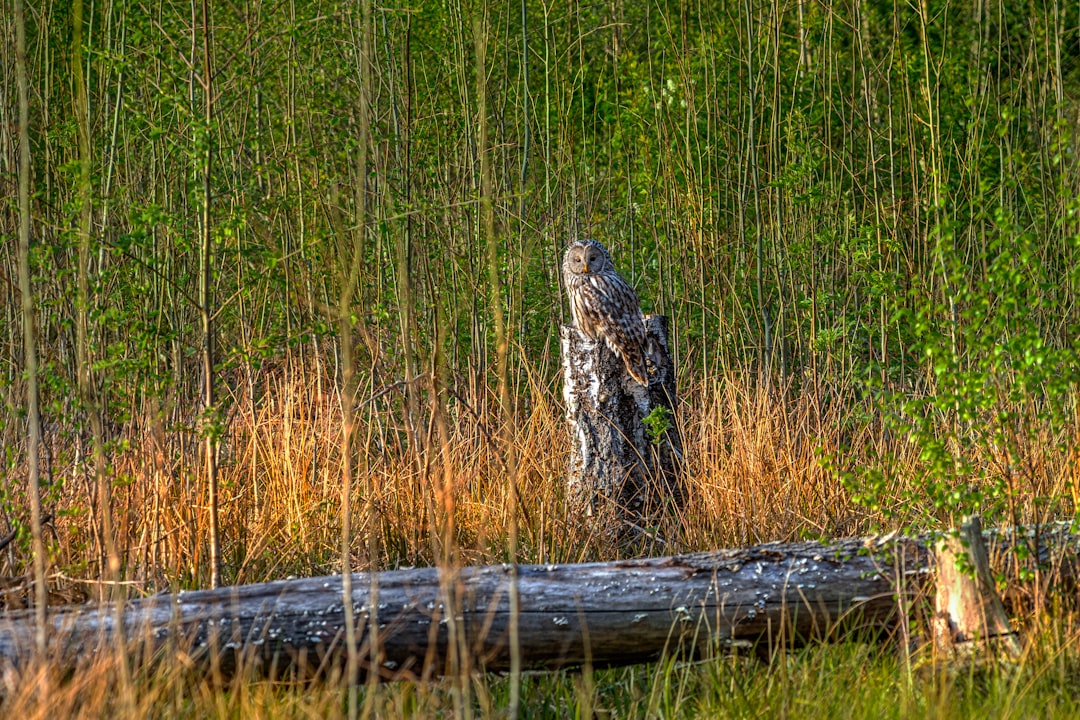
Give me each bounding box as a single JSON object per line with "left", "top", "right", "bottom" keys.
{"left": 562, "top": 239, "right": 650, "bottom": 386}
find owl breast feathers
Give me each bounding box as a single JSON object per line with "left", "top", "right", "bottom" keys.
{"left": 562, "top": 239, "right": 650, "bottom": 386}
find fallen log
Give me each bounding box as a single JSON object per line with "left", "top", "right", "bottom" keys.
{"left": 0, "top": 526, "right": 1076, "bottom": 679}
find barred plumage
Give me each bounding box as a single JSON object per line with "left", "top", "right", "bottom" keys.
{"left": 562, "top": 239, "right": 650, "bottom": 386}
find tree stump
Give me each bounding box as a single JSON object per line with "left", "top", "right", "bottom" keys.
{"left": 933, "top": 515, "right": 1022, "bottom": 664}
{"left": 561, "top": 314, "right": 683, "bottom": 533}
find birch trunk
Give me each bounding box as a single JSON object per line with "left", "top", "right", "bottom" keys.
{"left": 561, "top": 314, "right": 683, "bottom": 530}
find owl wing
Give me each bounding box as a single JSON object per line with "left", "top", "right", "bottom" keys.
{"left": 578, "top": 274, "right": 649, "bottom": 385}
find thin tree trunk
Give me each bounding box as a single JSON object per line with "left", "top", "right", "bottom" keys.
{"left": 341, "top": 3, "right": 374, "bottom": 717}
{"left": 197, "top": 0, "right": 221, "bottom": 590}
{"left": 71, "top": 0, "right": 118, "bottom": 599}
{"left": 472, "top": 7, "right": 521, "bottom": 714}
{"left": 742, "top": 0, "right": 772, "bottom": 379}
{"left": 14, "top": 0, "right": 48, "bottom": 656}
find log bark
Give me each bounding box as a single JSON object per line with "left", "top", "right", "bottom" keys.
{"left": 0, "top": 526, "right": 1075, "bottom": 679}
{"left": 561, "top": 315, "right": 683, "bottom": 527}
{"left": 0, "top": 538, "right": 905, "bottom": 679}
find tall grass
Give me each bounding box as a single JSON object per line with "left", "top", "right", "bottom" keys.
{"left": 1, "top": 355, "right": 1065, "bottom": 592}
{"left": 4, "top": 615, "right": 1080, "bottom": 718}
{"left": 2, "top": 0, "right": 1080, "bottom": 715}
{"left": 0, "top": 0, "right": 1075, "bottom": 579}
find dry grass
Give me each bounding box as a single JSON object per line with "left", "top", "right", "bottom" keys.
{"left": 3, "top": 356, "right": 1073, "bottom": 599}
{"left": 0, "top": 357, "right": 1077, "bottom": 717}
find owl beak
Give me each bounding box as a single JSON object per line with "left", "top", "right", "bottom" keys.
{"left": 582, "top": 260, "right": 589, "bottom": 273}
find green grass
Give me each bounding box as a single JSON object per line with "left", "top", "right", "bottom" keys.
{"left": 7, "top": 631, "right": 1080, "bottom": 719}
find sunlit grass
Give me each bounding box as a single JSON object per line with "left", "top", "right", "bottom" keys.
{"left": 3, "top": 0, "right": 1078, "bottom": 713}
{"left": 4, "top": 625, "right": 1080, "bottom": 718}
{"left": 2, "top": 362, "right": 1077, "bottom": 717}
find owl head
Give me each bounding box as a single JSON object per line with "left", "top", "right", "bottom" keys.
{"left": 562, "top": 239, "right": 614, "bottom": 276}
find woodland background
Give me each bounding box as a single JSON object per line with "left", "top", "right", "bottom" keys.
{"left": 2, "top": 0, "right": 1080, "bottom": 601}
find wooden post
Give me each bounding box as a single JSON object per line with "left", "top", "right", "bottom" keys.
{"left": 561, "top": 314, "right": 683, "bottom": 529}
{"left": 933, "top": 515, "right": 1022, "bottom": 662}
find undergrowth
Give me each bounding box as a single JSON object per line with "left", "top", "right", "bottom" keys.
{"left": 5, "top": 624, "right": 1080, "bottom": 718}
{"left": 1, "top": 365, "right": 1078, "bottom": 717}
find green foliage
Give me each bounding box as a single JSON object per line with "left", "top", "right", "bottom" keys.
{"left": 10, "top": 0, "right": 1080, "bottom": 394}
{"left": 642, "top": 405, "right": 672, "bottom": 446}
{"left": 3, "top": 0, "right": 1080, "bottom": 612}
{"left": 843, "top": 204, "right": 1080, "bottom": 528}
